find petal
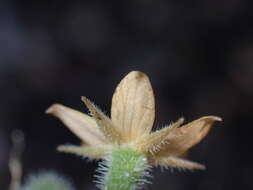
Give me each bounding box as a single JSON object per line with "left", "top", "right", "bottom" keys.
{"left": 82, "top": 97, "right": 123, "bottom": 144}
{"left": 46, "top": 104, "right": 108, "bottom": 146}
{"left": 111, "top": 71, "right": 155, "bottom": 141}
{"left": 154, "top": 116, "right": 222, "bottom": 157}
{"left": 135, "top": 118, "right": 184, "bottom": 155}
{"left": 150, "top": 156, "right": 205, "bottom": 170}
{"left": 58, "top": 144, "right": 112, "bottom": 160}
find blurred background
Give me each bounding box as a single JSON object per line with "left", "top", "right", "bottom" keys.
{"left": 1, "top": 0, "right": 253, "bottom": 189}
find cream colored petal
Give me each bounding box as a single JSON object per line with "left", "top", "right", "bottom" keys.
{"left": 82, "top": 97, "right": 122, "bottom": 144}
{"left": 111, "top": 71, "right": 155, "bottom": 141}
{"left": 150, "top": 156, "right": 205, "bottom": 170}
{"left": 135, "top": 118, "right": 184, "bottom": 155}
{"left": 46, "top": 104, "right": 108, "bottom": 146}
{"left": 57, "top": 144, "right": 112, "bottom": 159}
{"left": 154, "top": 116, "right": 222, "bottom": 157}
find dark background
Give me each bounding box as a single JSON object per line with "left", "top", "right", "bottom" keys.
{"left": 1, "top": 0, "right": 253, "bottom": 189}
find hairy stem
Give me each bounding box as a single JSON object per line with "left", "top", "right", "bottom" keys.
{"left": 97, "top": 148, "right": 151, "bottom": 190}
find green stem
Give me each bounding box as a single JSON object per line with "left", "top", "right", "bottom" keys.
{"left": 97, "top": 148, "right": 150, "bottom": 190}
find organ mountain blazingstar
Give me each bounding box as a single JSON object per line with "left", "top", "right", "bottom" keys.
{"left": 46, "top": 71, "right": 221, "bottom": 190}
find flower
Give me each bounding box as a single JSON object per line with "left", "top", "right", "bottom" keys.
{"left": 46, "top": 71, "right": 221, "bottom": 170}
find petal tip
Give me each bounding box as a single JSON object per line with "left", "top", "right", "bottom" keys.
{"left": 198, "top": 116, "right": 222, "bottom": 123}
{"left": 206, "top": 116, "right": 223, "bottom": 122}
{"left": 57, "top": 145, "right": 65, "bottom": 152}
{"left": 57, "top": 145, "right": 74, "bottom": 153}
{"left": 127, "top": 70, "right": 148, "bottom": 79}
{"left": 198, "top": 164, "right": 206, "bottom": 170}
{"left": 45, "top": 104, "right": 62, "bottom": 115}
{"left": 216, "top": 116, "right": 223, "bottom": 122}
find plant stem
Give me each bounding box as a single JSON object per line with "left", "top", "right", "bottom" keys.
{"left": 97, "top": 148, "right": 150, "bottom": 190}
